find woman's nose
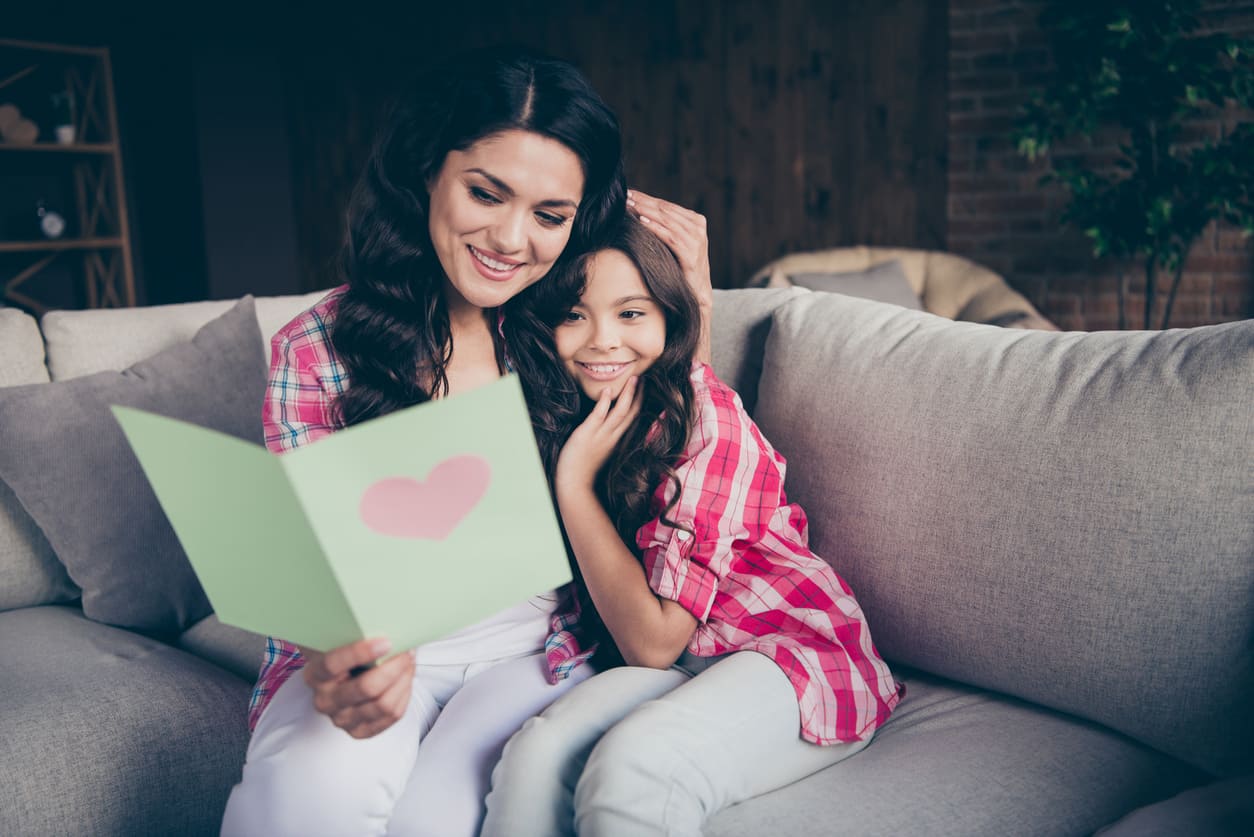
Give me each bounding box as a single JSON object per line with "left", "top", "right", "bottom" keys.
{"left": 487, "top": 209, "right": 527, "bottom": 254}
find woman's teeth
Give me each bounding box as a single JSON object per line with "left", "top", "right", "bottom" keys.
{"left": 470, "top": 247, "right": 517, "bottom": 271}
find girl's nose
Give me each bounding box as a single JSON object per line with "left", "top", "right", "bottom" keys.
{"left": 589, "top": 320, "right": 621, "bottom": 350}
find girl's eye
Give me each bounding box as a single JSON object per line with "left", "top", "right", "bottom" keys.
{"left": 562, "top": 310, "right": 584, "bottom": 322}
{"left": 620, "top": 310, "right": 645, "bottom": 320}
{"left": 536, "top": 212, "right": 569, "bottom": 228}
{"left": 470, "top": 186, "right": 502, "bottom": 204}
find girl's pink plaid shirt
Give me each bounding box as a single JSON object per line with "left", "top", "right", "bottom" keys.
{"left": 248, "top": 288, "right": 901, "bottom": 744}
{"left": 545, "top": 362, "right": 902, "bottom": 744}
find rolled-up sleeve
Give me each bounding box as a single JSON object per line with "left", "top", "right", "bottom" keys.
{"left": 636, "top": 365, "right": 783, "bottom": 623}
{"left": 262, "top": 325, "right": 341, "bottom": 455}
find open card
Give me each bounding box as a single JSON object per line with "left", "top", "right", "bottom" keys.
{"left": 112, "top": 374, "right": 570, "bottom": 653}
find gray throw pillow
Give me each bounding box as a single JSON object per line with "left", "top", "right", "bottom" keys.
{"left": 754, "top": 293, "right": 1254, "bottom": 778}
{"left": 0, "top": 297, "right": 267, "bottom": 636}
{"left": 788, "top": 260, "right": 921, "bottom": 309}
{"left": 710, "top": 286, "right": 809, "bottom": 416}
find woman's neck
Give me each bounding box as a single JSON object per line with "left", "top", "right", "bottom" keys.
{"left": 442, "top": 297, "right": 502, "bottom": 397}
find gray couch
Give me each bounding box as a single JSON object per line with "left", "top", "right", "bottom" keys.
{"left": 1, "top": 287, "right": 1250, "bottom": 836}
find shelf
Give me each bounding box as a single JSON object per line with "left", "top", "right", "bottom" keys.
{"left": 0, "top": 142, "right": 117, "bottom": 154}
{"left": 0, "top": 237, "right": 124, "bottom": 253}
{"left": 0, "top": 38, "right": 134, "bottom": 311}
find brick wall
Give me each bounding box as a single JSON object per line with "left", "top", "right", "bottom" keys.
{"left": 948, "top": 0, "right": 1254, "bottom": 330}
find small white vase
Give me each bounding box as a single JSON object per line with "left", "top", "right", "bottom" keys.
{"left": 54, "top": 124, "right": 76, "bottom": 145}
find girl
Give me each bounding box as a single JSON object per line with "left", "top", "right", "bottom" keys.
{"left": 486, "top": 218, "right": 903, "bottom": 836}
{"left": 220, "top": 49, "right": 711, "bottom": 837}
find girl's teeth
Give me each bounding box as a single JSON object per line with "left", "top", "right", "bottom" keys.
{"left": 471, "top": 247, "right": 516, "bottom": 271}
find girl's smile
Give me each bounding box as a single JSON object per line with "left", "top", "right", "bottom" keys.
{"left": 556, "top": 248, "right": 667, "bottom": 400}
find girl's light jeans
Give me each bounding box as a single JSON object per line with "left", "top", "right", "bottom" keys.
{"left": 482, "top": 649, "right": 870, "bottom": 837}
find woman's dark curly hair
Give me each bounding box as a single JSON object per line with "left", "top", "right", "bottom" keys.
{"left": 329, "top": 47, "right": 626, "bottom": 427}
{"left": 504, "top": 217, "right": 701, "bottom": 668}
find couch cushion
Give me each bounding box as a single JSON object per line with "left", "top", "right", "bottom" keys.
{"left": 709, "top": 286, "right": 809, "bottom": 416}
{"left": 0, "top": 307, "right": 49, "bottom": 387}
{"left": 1095, "top": 773, "right": 1254, "bottom": 836}
{"left": 0, "top": 486, "right": 78, "bottom": 612}
{"left": 754, "top": 293, "right": 1254, "bottom": 777}
{"left": 178, "top": 614, "right": 266, "bottom": 683}
{"left": 707, "top": 668, "right": 1203, "bottom": 837}
{"left": 0, "top": 297, "right": 267, "bottom": 636}
{"left": 40, "top": 289, "right": 327, "bottom": 380}
{"left": 0, "top": 606, "right": 250, "bottom": 836}
{"left": 0, "top": 308, "right": 78, "bottom": 612}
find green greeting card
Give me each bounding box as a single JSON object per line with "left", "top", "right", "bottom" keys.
{"left": 112, "top": 374, "right": 571, "bottom": 654}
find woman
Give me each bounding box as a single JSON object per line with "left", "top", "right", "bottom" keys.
{"left": 220, "top": 47, "right": 710, "bottom": 837}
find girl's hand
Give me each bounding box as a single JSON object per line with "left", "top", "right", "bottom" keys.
{"left": 555, "top": 376, "right": 642, "bottom": 495}
{"left": 626, "top": 189, "right": 713, "bottom": 363}
{"left": 300, "top": 638, "right": 415, "bottom": 739}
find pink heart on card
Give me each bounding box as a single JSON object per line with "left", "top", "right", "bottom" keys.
{"left": 359, "top": 456, "right": 491, "bottom": 540}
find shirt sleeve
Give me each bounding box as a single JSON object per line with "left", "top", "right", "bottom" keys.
{"left": 636, "top": 365, "right": 786, "bottom": 623}
{"left": 261, "top": 330, "right": 339, "bottom": 455}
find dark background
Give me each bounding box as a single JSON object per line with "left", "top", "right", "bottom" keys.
{"left": 4, "top": 1, "right": 1250, "bottom": 330}
{"left": 3, "top": 1, "right": 947, "bottom": 306}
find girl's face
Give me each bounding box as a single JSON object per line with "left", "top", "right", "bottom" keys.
{"left": 427, "top": 129, "right": 585, "bottom": 314}
{"left": 555, "top": 249, "right": 667, "bottom": 401}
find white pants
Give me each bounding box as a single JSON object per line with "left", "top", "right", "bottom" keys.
{"left": 221, "top": 651, "right": 592, "bottom": 837}
{"left": 482, "top": 650, "right": 871, "bottom": 837}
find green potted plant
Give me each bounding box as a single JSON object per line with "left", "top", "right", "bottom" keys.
{"left": 1014, "top": 0, "right": 1254, "bottom": 329}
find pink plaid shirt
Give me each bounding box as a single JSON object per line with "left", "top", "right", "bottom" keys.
{"left": 247, "top": 287, "right": 350, "bottom": 730}
{"left": 545, "top": 364, "right": 902, "bottom": 745}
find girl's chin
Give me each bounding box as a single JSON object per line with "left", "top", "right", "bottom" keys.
{"left": 581, "top": 382, "right": 628, "bottom": 401}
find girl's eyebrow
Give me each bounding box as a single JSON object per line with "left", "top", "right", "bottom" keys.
{"left": 613, "top": 295, "right": 655, "bottom": 306}
{"left": 465, "top": 168, "right": 579, "bottom": 210}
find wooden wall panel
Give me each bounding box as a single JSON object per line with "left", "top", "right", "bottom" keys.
{"left": 279, "top": 0, "right": 947, "bottom": 292}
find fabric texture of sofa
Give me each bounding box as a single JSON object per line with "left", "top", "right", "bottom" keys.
{"left": 1, "top": 285, "right": 1250, "bottom": 836}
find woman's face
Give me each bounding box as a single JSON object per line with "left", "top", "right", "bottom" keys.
{"left": 555, "top": 249, "right": 667, "bottom": 401}
{"left": 427, "top": 129, "right": 585, "bottom": 313}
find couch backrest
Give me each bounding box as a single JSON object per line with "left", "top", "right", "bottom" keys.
{"left": 0, "top": 308, "right": 75, "bottom": 611}
{"left": 750, "top": 291, "right": 1253, "bottom": 778}
{"left": 0, "top": 292, "right": 327, "bottom": 613}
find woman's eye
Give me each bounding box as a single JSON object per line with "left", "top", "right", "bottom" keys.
{"left": 470, "top": 187, "right": 501, "bottom": 204}
{"left": 562, "top": 310, "right": 584, "bottom": 322}
{"left": 620, "top": 310, "right": 645, "bottom": 320}
{"left": 536, "top": 212, "right": 568, "bottom": 228}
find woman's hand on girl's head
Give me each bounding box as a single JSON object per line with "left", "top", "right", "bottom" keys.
{"left": 626, "top": 189, "right": 713, "bottom": 364}
{"left": 300, "top": 637, "right": 416, "bottom": 739}
{"left": 555, "top": 376, "right": 643, "bottom": 496}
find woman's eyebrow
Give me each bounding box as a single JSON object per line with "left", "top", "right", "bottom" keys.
{"left": 613, "top": 295, "right": 654, "bottom": 306}
{"left": 466, "top": 168, "right": 579, "bottom": 210}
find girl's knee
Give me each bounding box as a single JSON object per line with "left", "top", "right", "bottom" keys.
{"left": 577, "top": 711, "right": 675, "bottom": 793}
{"left": 494, "top": 713, "right": 577, "bottom": 784}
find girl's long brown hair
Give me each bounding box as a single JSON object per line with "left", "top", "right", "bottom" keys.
{"left": 505, "top": 217, "right": 700, "bottom": 668}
